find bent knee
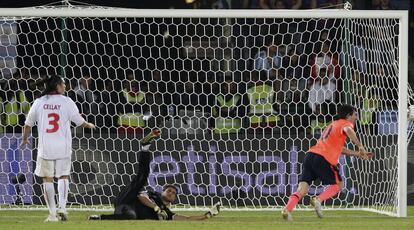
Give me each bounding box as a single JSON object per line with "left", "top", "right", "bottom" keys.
{"left": 43, "top": 177, "right": 54, "bottom": 183}
{"left": 115, "top": 204, "right": 137, "bottom": 219}
{"left": 124, "top": 210, "right": 137, "bottom": 219}
{"left": 297, "top": 182, "right": 310, "bottom": 197}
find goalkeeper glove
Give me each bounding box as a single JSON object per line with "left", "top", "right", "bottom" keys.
{"left": 157, "top": 210, "right": 168, "bottom": 220}
{"left": 204, "top": 202, "right": 221, "bottom": 219}
{"left": 154, "top": 206, "right": 168, "bottom": 220}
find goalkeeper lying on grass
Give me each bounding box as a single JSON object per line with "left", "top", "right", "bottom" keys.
{"left": 88, "top": 129, "right": 221, "bottom": 221}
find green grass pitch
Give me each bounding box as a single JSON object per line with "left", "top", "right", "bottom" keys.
{"left": 1, "top": 207, "right": 413, "bottom": 230}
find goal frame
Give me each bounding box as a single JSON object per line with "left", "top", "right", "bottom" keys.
{"left": 0, "top": 8, "right": 408, "bottom": 217}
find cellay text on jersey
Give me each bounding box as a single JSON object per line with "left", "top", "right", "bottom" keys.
{"left": 43, "top": 104, "right": 61, "bottom": 110}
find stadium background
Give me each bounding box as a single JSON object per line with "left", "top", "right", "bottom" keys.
{"left": 0, "top": 0, "right": 413, "bottom": 207}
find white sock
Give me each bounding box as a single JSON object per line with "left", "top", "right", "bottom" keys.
{"left": 141, "top": 144, "right": 150, "bottom": 151}
{"left": 43, "top": 182, "right": 56, "bottom": 216}
{"left": 58, "top": 179, "right": 69, "bottom": 211}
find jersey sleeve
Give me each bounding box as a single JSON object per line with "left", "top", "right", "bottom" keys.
{"left": 24, "top": 100, "right": 38, "bottom": 127}
{"left": 67, "top": 98, "right": 85, "bottom": 126}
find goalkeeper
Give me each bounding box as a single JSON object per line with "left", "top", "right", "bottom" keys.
{"left": 88, "top": 129, "right": 221, "bottom": 221}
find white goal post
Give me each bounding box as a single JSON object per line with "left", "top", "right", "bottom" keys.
{"left": 0, "top": 6, "right": 409, "bottom": 217}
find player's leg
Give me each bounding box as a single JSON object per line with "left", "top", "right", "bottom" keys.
{"left": 282, "top": 153, "right": 315, "bottom": 221}
{"left": 310, "top": 182, "right": 342, "bottom": 218}
{"left": 285, "top": 153, "right": 315, "bottom": 212}
{"left": 112, "top": 153, "right": 151, "bottom": 207}
{"left": 42, "top": 177, "right": 58, "bottom": 222}
{"left": 311, "top": 155, "right": 342, "bottom": 218}
{"left": 114, "top": 129, "right": 160, "bottom": 206}
{"left": 56, "top": 158, "right": 71, "bottom": 221}
{"left": 35, "top": 156, "right": 58, "bottom": 222}
{"left": 90, "top": 206, "right": 137, "bottom": 220}
{"left": 89, "top": 129, "right": 161, "bottom": 221}
{"left": 89, "top": 150, "right": 150, "bottom": 221}
{"left": 317, "top": 180, "right": 342, "bottom": 201}
{"left": 56, "top": 175, "right": 69, "bottom": 221}
{"left": 286, "top": 182, "right": 310, "bottom": 210}
{"left": 282, "top": 181, "right": 310, "bottom": 221}
{"left": 91, "top": 214, "right": 135, "bottom": 220}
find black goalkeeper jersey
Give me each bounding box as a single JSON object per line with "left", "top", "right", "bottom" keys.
{"left": 134, "top": 190, "right": 175, "bottom": 220}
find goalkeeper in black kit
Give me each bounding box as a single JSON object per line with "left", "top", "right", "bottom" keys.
{"left": 88, "top": 129, "right": 221, "bottom": 221}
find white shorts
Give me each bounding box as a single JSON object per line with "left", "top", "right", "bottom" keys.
{"left": 34, "top": 156, "right": 71, "bottom": 178}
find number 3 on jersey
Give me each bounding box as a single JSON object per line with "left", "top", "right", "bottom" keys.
{"left": 46, "top": 113, "right": 60, "bottom": 133}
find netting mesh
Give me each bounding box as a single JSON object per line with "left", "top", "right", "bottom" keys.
{"left": 0, "top": 7, "right": 409, "bottom": 215}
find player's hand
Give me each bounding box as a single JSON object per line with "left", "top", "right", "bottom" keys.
{"left": 154, "top": 206, "right": 167, "bottom": 220}
{"left": 358, "top": 145, "right": 368, "bottom": 159}
{"left": 154, "top": 205, "right": 161, "bottom": 213}
{"left": 85, "top": 122, "right": 96, "bottom": 129}
{"left": 157, "top": 210, "right": 168, "bottom": 220}
{"left": 81, "top": 122, "right": 95, "bottom": 129}
{"left": 358, "top": 145, "right": 367, "bottom": 153}
{"left": 20, "top": 139, "right": 29, "bottom": 148}
{"left": 204, "top": 202, "right": 221, "bottom": 219}
{"left": 359, "top": 150, "right": 374, "bottom": 160}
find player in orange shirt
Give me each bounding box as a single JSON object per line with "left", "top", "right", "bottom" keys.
{"left": 282, "top": 104, "right": 372, "bottom": 221}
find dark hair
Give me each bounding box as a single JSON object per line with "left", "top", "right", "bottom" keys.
{"left": 36, "top": 75, "right": 64, "bottom": 96}
{"left": 334, "top": 104, "right": 357, "bottom": 120}
{"left": 162, "top": 184, "right": 179, "bottom": 194}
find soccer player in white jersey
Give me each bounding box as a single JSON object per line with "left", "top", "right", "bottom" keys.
{"left": 20, "top": 75, "right": 95, "bottom": 222}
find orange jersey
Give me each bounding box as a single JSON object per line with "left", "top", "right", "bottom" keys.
{"left": 308, "top": 119, "right": 354, "bottom": 165}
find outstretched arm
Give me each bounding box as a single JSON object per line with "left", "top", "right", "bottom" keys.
{"left": 173, "top": 214, "right": 210, "bottom": 221}
{"left": 342, "top": 148, "right": 359, "bottom": 157}
{"left": 173, "top": 202, "right": 221, "bottom": 221}
{"left": 343, "top": 126, "right": 365, "bottom": 151}
{"left": 343, "top": 127, "right": 372, "bottom": 160}
{"left": 342, "top": 147, "right": 373, "bottom": 160}
{"left": 138, "top": 193, "right": 158, "bottom": 210}
{"left": 81, "top": 121, "right": 95, "bottom": 129}
{"left": 68, "top": 99, "right": 95, "bottom": 129}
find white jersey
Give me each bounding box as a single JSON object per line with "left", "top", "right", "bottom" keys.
{"left": 25, "top": 95, "right": 85, "bottom": 160}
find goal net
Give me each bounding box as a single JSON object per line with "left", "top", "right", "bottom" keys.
{"left": 0, "top": 5, "right": 409, "bottom": 217}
